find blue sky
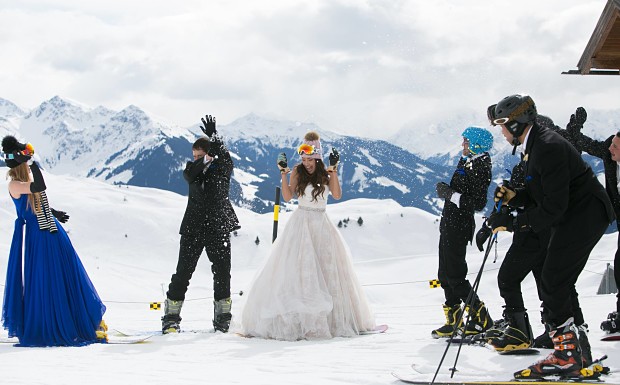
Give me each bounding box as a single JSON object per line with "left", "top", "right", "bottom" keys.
{"left": 0, "top": 0, "right": 616, "bottom": 138}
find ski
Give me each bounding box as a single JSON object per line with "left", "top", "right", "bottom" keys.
{"left": 391, "top": 372, "right": 605, "bottom": 384}
{"left": 0, "top": 335, "right": 151, "bottom": 345}
{"left": 445, "top": 337, "right": 539, "bottom": 355}
{"left": 360, "top": 324, "right": 388, "bottom": 335}
{"left": 601, "top": 333, "right": 620, "bottom": 341}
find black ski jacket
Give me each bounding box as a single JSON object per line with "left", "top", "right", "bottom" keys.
{"left": 179, "top": 137, "right": 240, "bottom": 235}
{"left": 512, "top": 123, "right": 614, "bottom": 233}
{"left": 439, "top": 153, "right": 492, "bottom": 241}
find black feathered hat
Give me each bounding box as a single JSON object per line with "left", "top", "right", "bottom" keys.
{"left": 2, "top": 135, "right": 28, "bottom": 168}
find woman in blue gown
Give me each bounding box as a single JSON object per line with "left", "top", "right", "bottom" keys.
{"left": 2, "top": 136, "right": 107, "bottom": 347}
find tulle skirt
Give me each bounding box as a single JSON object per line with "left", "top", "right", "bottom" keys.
{"left": 3, "top": 217, "right": 106, "bottom": 347}
{"left": 241, "top": 207, "right": 375, "bottom": 341}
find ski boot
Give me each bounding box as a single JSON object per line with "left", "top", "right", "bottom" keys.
{"left": 464, "top": 301, "right": 493, "bottom": 337}
{"left": 96, "top": 319, "right": 108, "bottom": 343}
{"left": 600, "top": 311, "right": 620, "bottom": 333}
{"left": 484, "top": 313, "right": 508, "bottom": 340}
{"left": 431, "top": 303, "right": 463, "bottom": 338}
{"left": 213, "top": 297, "right": 232, "bottom": 333}
{"left": 488, "top": 311, "right": 533, "bottom": 351}
{"left": 161, "top": 298, "right": 183, "bottom": 334}
{"left": 577, "top": 323, "right": 592, "bottom": 367}
{"left": 514, "top": 317, "right": 584, "bottom": 380}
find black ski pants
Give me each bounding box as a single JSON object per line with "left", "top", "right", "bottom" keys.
{"left": 615, "top": 231, "right": 620, "bottom": 313}
{"left": 437, "top": 226, "right": 481, "bottom": 308}
{"left": 540, "top": 199, "right": 608, "bottom": 326}
{"left": 499, "top": 229, "right": 585, "bottom": 325}
{"left": 167, "top": 231, "right": 232, "bottom": 302}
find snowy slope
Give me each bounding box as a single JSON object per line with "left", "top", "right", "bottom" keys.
{"left": 0, "top": 169, "right": 618, "bottom": 384}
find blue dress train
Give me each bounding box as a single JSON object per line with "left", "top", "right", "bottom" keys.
{"left": 2, "top": 195, "right": 106, "bottom": 347}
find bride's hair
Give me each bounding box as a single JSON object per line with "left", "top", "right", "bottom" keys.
{"left": 295, "top": 132, "right": 329, "bottom": 201}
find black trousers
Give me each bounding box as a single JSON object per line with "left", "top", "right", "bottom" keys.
{"left": 497, "top": 230, "right": 547, "bottom": 313}
{"left": 615, "top": 231, "right": 620, "bottom": 313}
{"left": 167, "top": 231, "right": 232, "bottom": 302}
{"left": 540, "top": 199, "right": 608, "bottom": 326}
{"left": 499, "top": 229, "right": 585, "bottom": 325}
{"left": 438, "top": 226, "right": 480, "bottom": 308}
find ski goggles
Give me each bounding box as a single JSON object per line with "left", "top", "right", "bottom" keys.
{"left": 492, "top": 117, "right": 512, "bottom": 125}
{"left": 297, "top": 143, "right": 317, "bottom": 155}
{"left": 3, "top": 143, "right": 34, "bottom": 159}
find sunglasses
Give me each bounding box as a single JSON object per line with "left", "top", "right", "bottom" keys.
{"left": 297, "top": 144, "right": 317, "bottom": 155}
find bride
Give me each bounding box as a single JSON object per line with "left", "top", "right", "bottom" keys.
{"left": 241, "top": 131, "right": 376, "bottom": 341}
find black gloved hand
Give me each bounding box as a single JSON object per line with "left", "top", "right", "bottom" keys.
{"left": 29, "top": 162, "right": 47, "bottom": 193}
{"left": 566, "top": 107, "right": 587, "bottom": 138}
{"left": 277, "top": 152, "right": 290, "bottom": 173}
{"left": 436, "top": 182, "right": 454, "bottom": 200}
{"left": 487, "top": 210, "right": 515, "bottom": 233}
{"left": 475, "top": 223, "right": 492, "bottom": 252}
{"left": 200, "top": 115, "right": 217, "bottom": 137}
{"left": 329, "top": 148, "right": 340, "bottom": 167}
{"left": 51, "top": 208, "right": 70, "bottom": 223}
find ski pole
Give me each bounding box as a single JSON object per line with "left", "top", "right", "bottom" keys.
{"left": 272, "top": 186, "right": 281, "bottom": 243}
{"left": 431, "top": 200, "right": 502, "bottom": 384}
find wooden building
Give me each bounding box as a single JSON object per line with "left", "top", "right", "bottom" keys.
{"left": 564, "top": 0, "right": 620, "bottom": 75}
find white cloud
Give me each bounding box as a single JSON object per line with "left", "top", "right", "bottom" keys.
{"left": 0, "top": 0, "right": 614, "bottom": 138}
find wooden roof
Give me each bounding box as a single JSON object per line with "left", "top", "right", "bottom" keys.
{"left": 564, "top": 0, "right": 620, "bottom": 75}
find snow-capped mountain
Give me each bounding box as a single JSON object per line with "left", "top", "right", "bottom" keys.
{"left": 0, "top": 97, "right": 454, "bottom": 215}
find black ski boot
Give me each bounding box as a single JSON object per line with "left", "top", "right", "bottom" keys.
{"left": 484, "top": 311, "right": 508, "bottom": 340}
{"left": 577, "top": 323, "right": 592, "bottom": 367}
{"left": 464, "top": 302, "right": 493, "bottom": 337}
{"left": 514, "top": 317, "right": 584, "bottom": 380}
{"left": 213, "top": 297, "right": 232, "bottom": 333}
{"left": 161, "top": 298, "right": 183, "bottom": 334}
{"left": 431, "top": 303, "right": 463, "bottom": 338}
{"left": 600, "top": 311, "right": 620, "bottom": 333}
{"left": 488, "top": 311, "right": 533, "bottom": 351}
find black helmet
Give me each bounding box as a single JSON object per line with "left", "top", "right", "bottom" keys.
{"left": 492, "top": 94, "right": 537, "bottom": 137}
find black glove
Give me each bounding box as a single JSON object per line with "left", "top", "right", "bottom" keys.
{"left": 435, "top": 182, "right": 454, "bottom": 200}
{"left": 487, "top": 210, "right": 515, "bottom": 233}
{"left": 51, "top": 208, "right": 70, "bottom": 223}
{"left": 566, "top": 107, "right": 586, "bottom": 138}
{"left": 200, "top": 115, "right": 217, "bottom": 137}
{"left": 329, "top": 148, "right": 340, "bottom": 167}
{"left": 277, "top": 152, "right": 289, "bottom": 173}
{"left": 29, "top": 162, "right": 47, "bottom": 193}
{"left": 475, "top": 223, "right": 492, "bottom": 252}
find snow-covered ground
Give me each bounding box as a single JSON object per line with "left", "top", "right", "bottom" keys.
{"left": 0, "top": 168, "right": 618, "bottom": 384}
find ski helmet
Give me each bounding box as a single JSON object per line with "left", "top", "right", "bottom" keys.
{"left": 462, "top": 126, "right": 493, "bottom": 155}
{"left": 492, "top": 94, "right": 537, "bottom": 137}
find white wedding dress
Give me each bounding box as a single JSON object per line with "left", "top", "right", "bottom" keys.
{"left": 241, "top": 185, "right": 376, "bottom": 341}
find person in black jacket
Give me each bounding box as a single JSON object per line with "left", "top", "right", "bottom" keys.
{"left": 488, "top": 95, "right": 614, "bottom": 380}
{"left": 432, "top": 126, "right": 494, "bottom": 339}
{"left": 563, "top": 108, "right": 620, "bottom": 334}
{"left": 479, "top": 114, "right": 588, "bottom": 352}
{"left": 162, "top": 115, "right": 240, "bottom": 334}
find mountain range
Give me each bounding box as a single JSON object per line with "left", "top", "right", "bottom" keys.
{"left": 1, "top": 96, "right": 618, "bottom": 215}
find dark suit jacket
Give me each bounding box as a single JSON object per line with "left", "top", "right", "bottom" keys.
{"left": 440, "top": 153, "right": 492, "bottom": 241}
{"left": 513, "top": 124, "right": 614, "bottom": 233}
{"left": 574, "top": 134, "right": 620, "bottom": 229}
{"left": 179, "top": 138, "right": 240, "bottom": 235}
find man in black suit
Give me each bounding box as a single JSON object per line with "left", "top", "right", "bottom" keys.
{"left": 487, "top": 95, "right": 614, "bottom": 380}
{"left": 162, "top": 115, "right": 240, "bottom": 334}
{"left": 565, "top": 109, "right": 620, "bottom": 334}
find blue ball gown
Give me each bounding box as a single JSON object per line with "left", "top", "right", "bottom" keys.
{"left": 2, "top": 195, "right": 106, "bottom": 347}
